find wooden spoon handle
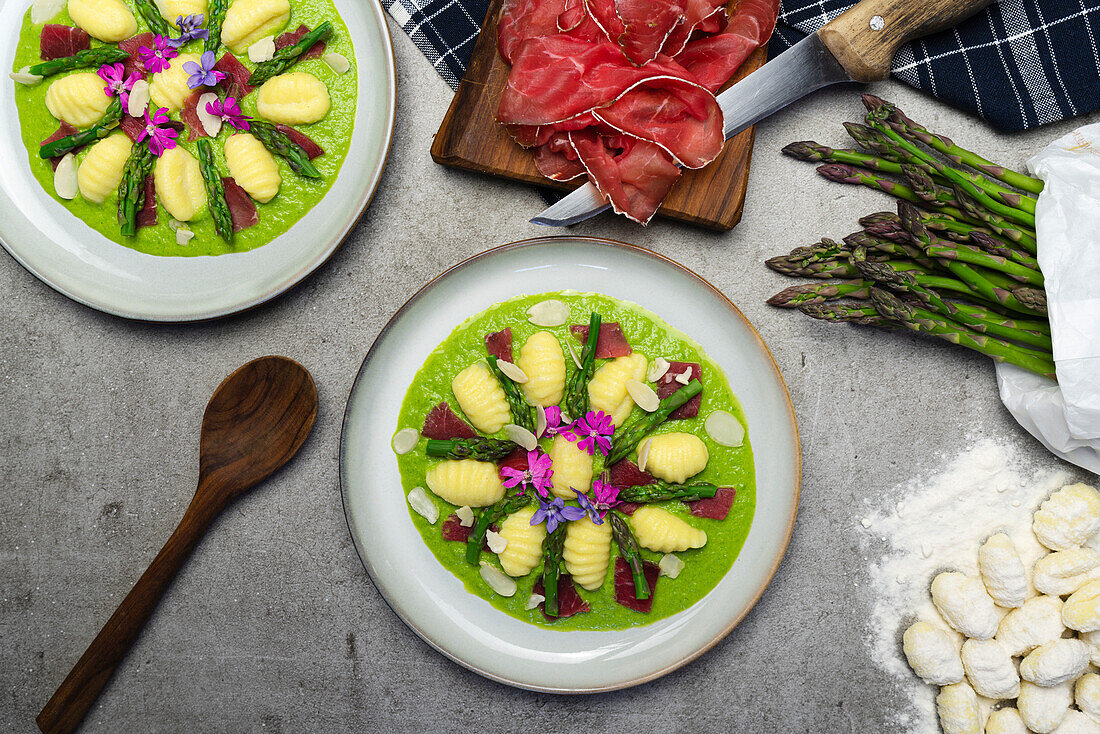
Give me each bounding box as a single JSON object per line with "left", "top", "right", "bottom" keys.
{"left": 36, "top": 492, "right": 224, "bottom": 734}
{"left": 819, "top": 0, "right": 994, "bottom": 82}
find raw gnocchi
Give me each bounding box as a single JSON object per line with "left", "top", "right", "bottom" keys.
{"left": 255, "top": 72, "right": 332, "bottom": 125}
{"left": 1082, "top": 630, "right": 1100, "bottom": 666}
{"left": 76, "top": 133, "right": 132, "bottom": 204}
{"left": 1018, "top": 681, "right": 1073, "bottom": 733}
{"left": 424, "top": 459, "right": 505, "bottom": 507}
{"left": 44, "top": 73, "right": 112, "bottom": 127}
{"left": 986, "top": 708, "right": 1029, "bottom": 734}
{"left": 930, "top": 571, "right": 999, "bottom": 640}
{"left": 220, "top": 0, "right": 291, "bottom": 52}
{"left": 150, "top": 53, "right": 202, "bottom": 112}
{"left": 1075, "top": 672, "right": 1100, "bottom": 721}
{"left": 224, "top": 133, "right": 281, "bottom": 203}
{"left": 936, "top": 681, "right": 982, "bottom": 734}
{"left": 515, "top": 331, "right": 566, "bottom": 408}
{"left": 154, "top": 146, "right": 207, "bottom": 222}
{"left": 451, "top": 362, "right": 510, "bottom": 435}
{"left": 630, "top": 506, "right": 706, "bottom": 553}
{"left": 961, "top": 638, "right": 1019, "bottom": 698}
{"left": 902, "top": 621, "right": 964, "bottom": 685}
{"left": 548, "top": 434, "right": 592, "bottom": 500}
{"left": 1034, "top": 548, "right": 1100, "bottom": 597}
{"left": 157, "top": 0, "right": 207, "bottom": 20}
{"left": 644, "top": 432, "right": 708, "bottom": 484}
{"left": 978, "top": 532, "right": 1028, "bottom": 608}
{"left": 1033, "top": 483, "right": 1100, "bottom": 551}
{"left": 563, "top": 516, "right": 611, "bottom": 590}
{"left": 588, "top": 353, "right": 648, "bottom": 426}
{"left": 68, "top": 0, "right": 137, "bottom": 42}
{"left": 1020, "top": 639, "right": 1091, "bottom": 687}
{"left": 496, "top": 506, "right": 546, "bottom": 577}
{"left": 1063, "top": 580, "right": 1100, "bottom": 632}
{"left": 1050, "top": 710, "right": 1100, "bottom": 734}
{"left": 998, "top": 595, "right": 1066, "bottom": 656}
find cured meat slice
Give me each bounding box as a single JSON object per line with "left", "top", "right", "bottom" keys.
{"left": 221, "top": 177, "right": 258, "bottom": 231}
{"left": 136, "top": 175, "right": 158, "bottom": 229}
{"left": 662, "top": 0, "right": 726, "bottom": 56}
{"left": 533, "top": 133, "right": 586, "bottom": 181}
{"left": 557, "top": 0, "right": 587, "bottom": 32}
{"left": 485, "top": 327, "right": 514, "bottom": 363}
{"left": 40, "top": 24, "right": 90, "bottom": 60}
{"left": 275, "top": 24, "right": 327, "bottom": 61}
{"left": 214, "top": 52, "right": 255, "bottom": 97}
{"left": 180, "top": 91, "right": 210, "bottom": 141}
{"left": 614, "top": 557, "right": 659, "bottom": 611}
{"left": 608, "top": 459, "right": 655, "bottom": 487}
{"left": 656, "top": 361, "right": 701, "bottom": 419}
{"left": 41, "top": 122, "right": 78, "bottom": 168}
{"left": 534, "top": 575, "right": 591, "bottom": 619}
{"left": 617, "top": 502, "right": 641, "bottom": 515}
{"left": 499, "top": 447, "right": 528, "bottom": 473}
{"left": 274, "top": 124, "right": 325, "bottom": 159}
{"left": 688, "top": 486, "right": 735, "bottom": 520}
{"left": 499, "top": 0, "right": 570, "bottom": 64}
{"left": 423, "top": 402, "right": 478, "bottom": 439}
{"left": 441, "top": 514, "right": 473, "bottom": 541}
{"left": 118, "top": 33, "right": 154, "bottom": 77}
{"left": 614, "top": 0, "right": 688, "bottom": 66}
{"left": 119, "top": 115, "right": 145, "bottom": 142}
{"left": 506, "top": 124, "right": 552, "bottom": 149}
{"left": 583, "top": 0, "right": 625, "bottom": 43}
{"left": 569, "top": 131, "right": 681, "bottom": 224}
{"left": 674, "top": 0, "right": 780, "bottom": 92}
{"left": 570, "top": 321, "right": 631, "bottom": 358}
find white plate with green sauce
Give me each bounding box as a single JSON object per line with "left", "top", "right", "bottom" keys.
{"left": 0, "top": 0, "right": 394, "bottom": 321}
{"left": 340, "top": 237, "right": 801, "bottom": 692}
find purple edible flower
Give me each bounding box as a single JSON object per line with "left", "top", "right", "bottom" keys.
{"left": 500, "top": 450, "right": 553, "bottom": 497}
{"left": 167, "top": 14, "right": 209, "bottom": 48}
{"left": 564, "top": 410, "right": 615, "bottom": 456}
{"left": 590, "top": 479, "right": 620, "bottom": 517}
{"left": 97, "top": 62, "right": 140, "bottom": 107}
{"left": 572, "top": 488, "right": 605, "bottom": 525}
{"left": 183, "top": 50, "right": 226, "bottom": 89}
{"left": 540, "top": 405, "right": 570, "bottom": 438}
{"left": 135, "top": 107, "right": 178, "bottom": 157}
{"left": 138, "top": 35, "right": 178, "bottom": 74}
{"left": 529, "top": 496, "right": 585, "bottom": 534}
{"left": 205, "top": 96, "right": 250, "bottom": 131}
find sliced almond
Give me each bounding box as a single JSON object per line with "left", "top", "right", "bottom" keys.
{"left": 527, "top": 299, "right": 569, "bottom": 327}
{"left": 196, "top": 92, "right": 222, "bottom": 137}
{"left": 659, "top": 553, "right": 685, "bottom": 578}
{"left": 10, "top": 67, "right": 42, "bottom": 85}
{"left": 565, "top": 338, "right": 582, "bottom": 369}
{"left": 168, "top": 218, "right": 185, "bottom": 231}
{"left": 31, "top": 0, "right": 65, "bottom": 24}
{"left": 485, "top": 528, "right": 508, "bottom": 554}
{"left": 675, "top": 368, "right": 693, "bottom": 385}
{"left": 647, "top": 357, "right": 670, "bottom": 383}
{"left": 323, "top": 51, "right": 351, "bottom": 74}
{"left": 705, "top": 410, "right": 745, "bottom": 447}
{"left": 456, "top": 505, "right": 475, "bottom": 527}
{"left": 504, "top": 423, "right": 537, "bottom": 451}
{"left": 625, "top": 379, "right": 659, "bottom": 412}
{"left": 479, "top": 561, "right": 517, "bottom": 597}
{"left": 525, "top": 592, "right": 545, "bottom": 610}
{"left": 407, "top": 487, "right": 439, "bottom": 524}
{"left": 248, "top": 36, "right": 277, "bottom": 63}
{"left": 535, "top": 405, "right": 547, "bottom": 439}
{"left": 127, "top": 79, "right": 150, "bottom": 118}
{"left": 391, "top": 427, "right": 419, "bottom": 454}
{"left": 637, "top": 437, "right": 651, "bottom": 472}
{"left": 53, "top": 153, "right": 78, "bottom": 200}
{"left": 496, "top": 359, "right": 528, "bottom": 383}
{"left": 175, "top": 227, "right": 195, "bottom": 246}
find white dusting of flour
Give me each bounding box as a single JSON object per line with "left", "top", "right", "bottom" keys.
{"left": 861, "top": 439, "right": 1074, "bottom": 732}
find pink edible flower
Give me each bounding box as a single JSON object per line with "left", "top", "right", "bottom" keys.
{"left": 205, "top": 96, "right": 251, "bottom": 131}
{"left": 138, "top": 35, "right": 178, "bottom": 74}
{"left": 135, "top": 107, "right": 178, "bottom": 156}
{"left": 591, "top": 479, "right": 620, "bottom": 517}
{"left": 500, "top": 450, "right": 554, "bottom": 497}
{"left": 564, "top": 410, "right": 615, "bottom": 456}
{"left": 97, "top": 63, "right": 141, "bottom": 107}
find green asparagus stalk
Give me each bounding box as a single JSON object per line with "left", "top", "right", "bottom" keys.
{"left": 607, "top": 380, "right": 703, "bottom": 466}
{"left": 465, "top": 493, "right": 532, "bottom": 564}
{"left": 28, "top": 48, "right": 130, "bottom": 78}
{"left": 195, "top": 138, "right": 234, "bottom": 242}
{"left": 953, "top": 303, "right": 1050, "bottom": 335}
{"left": 117, "top": 141, "right": 154, "bottom": 237}
{"left": 782, "top": 141, "right": 908, "bottom": 176}
{"left": 765, "top": 256, "right": 860, "bottom": 279}
{"left": 618, "top": 482, "right": 719, "bottom": 503}
{"left": 785, "top": 237, "right": 850, "bottom": 266}
{"left": 246, "top": 121, "right": 323, "bottom": 179}
{"left": 767, "top": 279, "right": 872, "bottom": 308}
{"left": 563, "top": 312, "right": 600, "bottom": 420}
{"left": 487, "top": 356, "right": 535, "bottom": 433}
{"left": 816, "top": 164, "right": 983, "bottom": 227}
{"left": 609, "top": 512, "right": 649, "bottom": 601}
{"left": 968, "top": 231, "right": 1040, "bottom": 270}
{"left": 922, "top": 239, "right": 1043, "bottom": 287}
{"left": 205, "top": 0, "right": 229, "bottom": 53}
{"left": 426, "top": 437, "right": 517, "bottom": 462}
{"left": 134, "top": 0, "right": 172, "bottom": 35}
{"left": 541, "top": 525, "right": 567, "bottom": 617}
{"left": 799, "top": 302, "right": 889, "bottom": 325}
{"left": 247, "top": 22, "right": 334, "bottom": 85}
{"left": 951, "top": 187, "right": 1038, "bottom": 255}
{"left": 39, "top": 98, "right": 123, "bottom": 159}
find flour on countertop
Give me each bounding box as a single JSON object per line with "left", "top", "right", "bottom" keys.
{"left": 861, "top": 439, "right": 1074, "bottom": 733}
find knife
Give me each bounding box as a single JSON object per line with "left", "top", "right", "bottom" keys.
{"left": 531, "top": 0, "right": 994, "bottom": 227}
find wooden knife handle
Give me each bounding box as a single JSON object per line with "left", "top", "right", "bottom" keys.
{"left": 819, "top": 0, "right": 994, "bottom": 82}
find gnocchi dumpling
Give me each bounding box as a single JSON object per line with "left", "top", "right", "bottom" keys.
{"left": 997, "top": 596, "right": 1066, "bottom": 656}
{"left": 220, "top": 0, "right": 291, "bottom": 52}
{"left": 150, "top": 53, "right": 202, "bottom": 112}
{"left": 255, "top": 72, "right": 332, "bottom": 125}
{"left": 154, "top": 146, "right": 206, "bottom": 222}
{"left": 68, "top": 0, "right": 137, "bottom": 42}
{"left": 1017, "top": 681, "right": 1073, "bottom": 733}
{"left": 224, "top": 133, "right": 281, "bottom": 203}
{"left": 77, "top": 133, "right": 132, "bottom": 204}
{"left": 1033, "top": 483, "right": 1100, "bottom": 551}
{"left": 157, "top": 0, "right": 207, "bottom": 20}
{"left": 548, "top": 434, "right": 592, "bottom": 500}
{"left": 496, "top": 506, "right": 545, "bottom": 577}
{"left": 935, "top": 682, "right": 981, "bottom": 734}
{"left": 424, "top": 459, "right": 505, "bottom": 507}
{"left": 960, "top": 638, "right": 1019, "bottom": 699}
{"left": 563, "top": 516, "right": 611, "bottom": 590}
{"left": 451, "top": 362, "right": 510, "bottom": 435}
{"left": 931, "top": 571, "right": 999, "bottom": 640}
{"left": 514, "top": 331, "right": 565, "bottom": 408}
{"left": 1062, "top": 580, "right": 1100, "bottom": 632}
{"left": 588, "top": 353, "right": 647, "bottom": 426}
{"left": 984, "top": 709, "right": 1028, "bottom": 734}
{"left": 45, "top": 73, "right": 112, "bottom": 127}
{"left": 1033, "top": 548, "right": 1100, "bottom": 596}
{"left": 978, "top": 533, "right": 1028, "bottom": 608}
{"left": 630, "top": 506, "right": 706, "bottom": 553}
{"left": 902, "top": 621, "right": 964, "bottom": 686}
{"left": 644, "top": 432, "right": 708, "bottom": 484}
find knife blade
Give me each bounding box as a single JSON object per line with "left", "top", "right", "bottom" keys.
{"left": 531, "top": 0, "right": 993, "bottom": 227}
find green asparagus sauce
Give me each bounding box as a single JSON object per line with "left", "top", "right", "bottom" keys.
{"left": 393, "top": 293, "right": 756, "bottom": 630}
{"left": 11, "top": 1, "right": 356, "bottom": 257}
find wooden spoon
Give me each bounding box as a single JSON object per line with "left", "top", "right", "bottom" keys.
{"left": 37, "top": 356, "right": 318, "bottom": 734}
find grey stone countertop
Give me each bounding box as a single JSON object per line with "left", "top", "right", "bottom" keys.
{"left": 2, "top": 18, "right": 1097, "bottom": 734}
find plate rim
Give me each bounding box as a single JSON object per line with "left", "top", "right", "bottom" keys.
{"left": 339, "top": 236, "right": 802, "bottom": 693}
{"left": 0, "top": 0, "right": 397, "bottom": 324}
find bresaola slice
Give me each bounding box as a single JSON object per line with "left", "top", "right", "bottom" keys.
{"left": 613, "top": 0, "right": 688, "bottom": 66}
{"left": 688, "top": 486, "right": 735, "bottom": 520}
{"left": 617, "top": 502, "right": 641, "bottom": 515}
{"left": 275, "top": 24, "right": 328, "bottom": 60}
{"left": 274, "top": 124, "right": 324, "bottom": 159}
{"left": 674, "top": 0, "right": 780, "bottom": 92}
{"left": 180, "top": 91, "right": 210, "bottom": 140}
{"left": 135, "top": 175, "right": 158, "bottom": 229}
{"left": 441, "top": 514, "right": 499, "bottom": 543}
{"left": 118, "top": 114, "right": 145, "bottom": 142}
{"left": 39, "top": 24, "right": 90, "bottom": 60}
{"left": 570, "top": 321, "right": 632, "bottom": 357}
{"left": 41, "top": 121, "right": 77, "bottom": 168}
{"left": 662, "top": 0, "right": 726, "bottom": 56}
{"left": 485, "top": 327, "right": 514, "bottom": 362}
{"left": 533, "top": 133, "right": 587, "bottom": 181}
{"left": 423, "top": 402, "right": 478, "bottom": 439}
{"left": 221, "top": 176, "right": 258, "bottom": 231}
{"left": 118, "top": 32, "right": 154, "bottom": 77}
{"left": 656, "top": 361, "right": 701, "bottom": 418}
{"left": 569, "top": 132, "right": 682, "bottom": 224}
{"left": 614, "top": 557, "right": 660, "bottom": 611}
{"left": 534, "top": 575, "right": 591, "bottom": 619}
{"left": 608, "top": 459, "right": 655, "bottom": 487}
{"left": 214, "top": 52, "right": 255, "bottom": 97}
{"left": 499, "top": 447, "right": 528, "bottom": 473}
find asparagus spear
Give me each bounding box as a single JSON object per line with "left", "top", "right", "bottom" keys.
{"left": 968, "top": 231, "right": 1040, "bottom": 270}
{"left": 195, "top": 138, "right": 234, "bottom": 242}
{"left": 28, "top": 48, "right": 130, "bottom": 78}
{"left": 487, "top": 356, "right": 535, "bottom": 433}
{"left": 951, "top": 187, "right": 1038, "bottom": 254}
{"left": 799, "top": 302, "right": 889, "bottom": 326}
{"left": 541, "top": 525, "right": 567, "bottom": 617}
{"left": 816, "top": 164, "right": 983, "bottom": 227}
{"left": 782, "top": 141, "right": 908, "bottom": 176}
{"left": 39, "top": 98, "right": 123, "bottom": 159}
{"left": 618, "top": 482, "right": 719, "bottom": 503}
{"left": 607, "top": 380, "right": 703, "bottom": 466}
{"left": 247, "top": 22, "right": 334, "bottom": 85}
{"left": 922, "top": 239, "right": 1043, "bottom": 287}
{"left": 953, "top": 303, "right": 1050, "bottom": 335}
{"left": 563, "top": 312, "right": 600, "bottom": 420}
{"left": 134, "top": 0, "right": 172, "bottom": 36}
{"left": 117, "top": 142, "right": 154, "bottom": 237}
{"left": 465, "top": 493, "right": 532, "bottom": 564}
{"left": 205, "top": 0, "right": 229, "bottom": 54}
{"left": 609, "top": 512, "right": 649, "bottom": 601}
{"left": 425, "top": 437, "right": 517, "bottom": 461}
{"left": 766, "top": 256, "right": 860, "bottom": 279}
{"left": 785, "top": 237, "right": 850, "bottom": 266}
{"left": 246, "top": 121, "right": 322, "bottom": 179}
{"left": 767, "top": 280, "right": 872, "bottom": 308}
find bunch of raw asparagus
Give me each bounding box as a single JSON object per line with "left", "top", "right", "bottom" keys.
{"left": 770, "top": 95, "right": 1055, "bottom": 379}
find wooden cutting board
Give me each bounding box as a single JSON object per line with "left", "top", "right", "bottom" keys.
{"left": 430, "top": 0, "right": 767, "bottom": 231}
